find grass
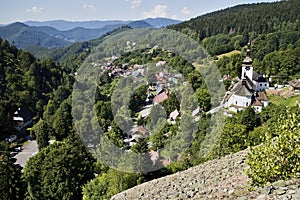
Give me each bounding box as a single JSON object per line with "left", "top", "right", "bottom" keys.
{"left": 268, "top": 94, "right": 300, "bottom": 107}
{"left": 216, "top": 50, "right": 241, "bottom": 59}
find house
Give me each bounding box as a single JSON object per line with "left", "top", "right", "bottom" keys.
{"left": 13, "top": 108, "right": 33, "bottom": 132}
{"left": 168, "top": 109, "right": 180, "bottom": 124}
{"left": 130, "top": 126, "right": 149, "bottom": 136}
{"left": 223, "top": 43, "right": 269, "bottom": 112}
{"left": 156, "top": 61, "right": 167, "bottom": 67}
{"left": 192, "top": 107, "right": 202, "bottom": 121}
{"left": 289, "top": 79, "right": 300, "bottom": 91}
{"left": 139, "top": 107, "right": 151, "bottom": 119}
{"left": 153, "top": 91, "right": 169, "bottom": 104}
{"left": 169, "top": 109, "right": 180, "bottom": 121}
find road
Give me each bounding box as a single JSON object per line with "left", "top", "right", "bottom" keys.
{"left": 207, "top": 105, "right": 223, "bottom": 115}
{"left": 14, "top": 140, "right": 38, "bottom": 168}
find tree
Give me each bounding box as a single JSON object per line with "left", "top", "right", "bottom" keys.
{"left": 195, "top": 88, "right": 211, "bottom": 112}
{"left": 22, "top": 138, "right": 95, "bottom": 200}
{"left": 237, "top": 107, "right": 257, "bottom": 132}
{"left": 0, "top": 142, "right": 25, "bottom": 200}
{"left": 82, "top": 169, "right": 139, "bottom": 200}
{"left": 247, "top": 109, "right": 300, "bottom": 186}
{"left": 131, "top": 137, "right": 149, "bottom": 153}
{"left": 52, "top": 98, "right": 74, "bottom": 141}
{"left": 33, "top": 119, "right": 49, "bottom": 150}
{"left": 82, "top": 173, "right": 110, "bottom": 200}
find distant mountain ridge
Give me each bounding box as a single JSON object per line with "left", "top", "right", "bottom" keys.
{"left": 0, "top": 22, "right": 70, "bottom": 49}
{"left": 22, "top": 18, "right": 181, "bottom": 30}
{"left": 0, "top": 18, "right": 181, "bottom": 51}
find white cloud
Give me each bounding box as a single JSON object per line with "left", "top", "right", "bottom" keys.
{"left": 130, "top": 0, "right": 141, "bottom": 9}
{"left": 181, "top": 7, "right": 191, "bottom": 15}
{"left": 83, "top": 4, "right": 96, "bottom": 10}
{"left": 142, "top": 4, "right": 169, "bottom": 18}
{"left": 25, "top": 6, "right": 44, "bottom": 13}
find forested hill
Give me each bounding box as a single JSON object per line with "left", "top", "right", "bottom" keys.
{"left": 169, "top": 0, "right": 300, "bottom": 40}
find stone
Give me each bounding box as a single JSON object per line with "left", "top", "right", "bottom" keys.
{"left": 256, "top": 194, "right": 267, "bottom": 200}
{"left": 228, "top": 189, "right": 235, "bottom": 195}
{"left": 288, "top": 190, "right": 296, "bottom": 194}
{"left": 273, "top": 180, "right": 286, "bottom": 187}
{"left": 275, "top": 189, "right": 286, "bottom": 195}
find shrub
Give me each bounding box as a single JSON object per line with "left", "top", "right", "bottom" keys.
{"left": 246, "top": 109, "right": 300, "bottom": 186}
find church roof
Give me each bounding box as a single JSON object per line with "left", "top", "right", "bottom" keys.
{"left": 252, "top": 71, "right": 267, "bottom": 82}
{"left": 256, "top": 92, "right": 268, "bottom": 101}
{"left": 231, "top": 76, "right": 255, "bottom": 97}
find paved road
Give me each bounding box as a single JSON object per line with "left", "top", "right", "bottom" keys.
{"left": 207, "top": 105, "right": 223, "bottom": 114}
{"left": 14, "top": 140, "right": 38, "bottom": 168}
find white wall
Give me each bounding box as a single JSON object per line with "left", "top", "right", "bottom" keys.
{"left": 254, "top": 81, "right": 269, "bottom": 91}
{"left": 227, "top": 94, "right": 252, "bottom": 107}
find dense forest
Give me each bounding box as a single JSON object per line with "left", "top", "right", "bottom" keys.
{"left": 1, "top": 0, "right": 300, "bottom": 199}
{"left": 168, "top": 0, "right": 300, "bottom": 83}
{"left": 169, "top": 0, "right": 300, "bottom": 40}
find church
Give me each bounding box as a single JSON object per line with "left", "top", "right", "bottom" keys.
{"left": 223, "top": 43, "right": 269, "bottom": 112}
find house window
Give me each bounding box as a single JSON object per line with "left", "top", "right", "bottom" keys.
{"left": 265, "top": 84, "right": 267, "bottom": 86}
{"left": 236, "top": 101, "right": 238, "bottom": 105}
{"left": 260, "top": 83, "right": 262, "bottom": 86}
{"left": 246, "top": 102, "right": 249, "bottom": 106}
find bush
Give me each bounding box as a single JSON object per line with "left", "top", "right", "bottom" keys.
{"left": 246, "top": 109, "right": 300, "bottom": 186}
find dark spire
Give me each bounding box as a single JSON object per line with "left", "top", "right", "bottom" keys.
{"left": 243, "top": 41, "right": 253, "bottom": 64}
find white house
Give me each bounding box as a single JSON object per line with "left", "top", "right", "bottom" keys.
{"left": 223, "top": 43, "right": 269, "bottom": 112}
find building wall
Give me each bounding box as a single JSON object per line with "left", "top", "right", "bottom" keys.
{"left": 227, "top": 94, "right": 252, "bottom": 107}
{"left": 254, "top": 81, "right": 269, "bottom": 91}
{"left": 241, "top": 64, "right": 253, "bottom": 80}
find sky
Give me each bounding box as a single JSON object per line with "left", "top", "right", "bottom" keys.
{"left": 0, "top": 0, "right": 276, "bottom": 24}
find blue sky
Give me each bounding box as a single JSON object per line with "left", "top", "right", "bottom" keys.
{"left": 0, "top": 0, "right": 275, "bottom": 24}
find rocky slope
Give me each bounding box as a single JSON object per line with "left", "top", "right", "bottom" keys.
{"left": 111, "top": 149, "right": 300, "bottom": 200}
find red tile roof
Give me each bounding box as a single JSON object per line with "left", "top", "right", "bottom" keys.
{"left": 153, "top": 91, "right": 169, "bottom": 104}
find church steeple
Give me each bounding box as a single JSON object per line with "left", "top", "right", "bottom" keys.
{"left": 241, "top": 42, "right": 253, "bottom": 80}
{"left": 242, "top": 42, "right": 253, "bottom": 65}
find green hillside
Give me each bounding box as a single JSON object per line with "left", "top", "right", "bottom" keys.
{"left": 169, "top": 0, "right": 300, "bottom": 40}
{"left": 168, "top": 1, "right": 300, "bottom": 82}
{"left": 0, "top": 22, "right": 70, "bottom": 49}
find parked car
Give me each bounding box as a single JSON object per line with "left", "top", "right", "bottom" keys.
{"left": 5, "top": 135, "right": 17, "bottom": 143}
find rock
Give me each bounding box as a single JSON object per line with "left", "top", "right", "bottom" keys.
{"left": 275, "top": 189, "right": 286, "bottom": 195}
{"left": 273, "top": 180, "right": 286, "bottom": 187}
{"left": 288, "top": 190, "right": 296, "bottom": 194}
{"left": 256, "top": 194, "right": 267, "bottom": 200}
{"left": 228, "top": 189, "right": 235, "bottom": 195}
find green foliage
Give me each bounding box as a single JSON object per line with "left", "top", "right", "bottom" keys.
{"left": 0, "top": 38, "right": 67, "bottom": 136}
{"left": 246, "top": 108, "right": 300, "bottom": 186}
{"left": 129, "top": 84, "right": 147, "bottom": 113}
{"left": 194, "top": 88, "right": 211, "bottom": 112}
{"left": 23, "top": 138, "right": 95, "bottom": 200}
{"left": 131, "top": 137, "right": 149, "bottom": 153}
{"left": 170, "top": 1, "right": 300, "bottom": 40}
{"left": 52, "top": 98, "right": 74, "bottom": 140}
{"left": 82, "top": 169, "right": 139, "bottom": 200}
{"left": 0, "top": 142, "right": 25, "bottom": 200}
{"left": 33, "top": 119, "right": 50, "bottom": 150}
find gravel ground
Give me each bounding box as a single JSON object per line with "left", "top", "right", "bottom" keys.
{"left": 111, "top": 149, "right": 300, "bottom": 200}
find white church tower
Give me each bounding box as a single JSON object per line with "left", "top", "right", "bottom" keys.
{"left": 241, "top": 42, "right": 253, "bottom": 81}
